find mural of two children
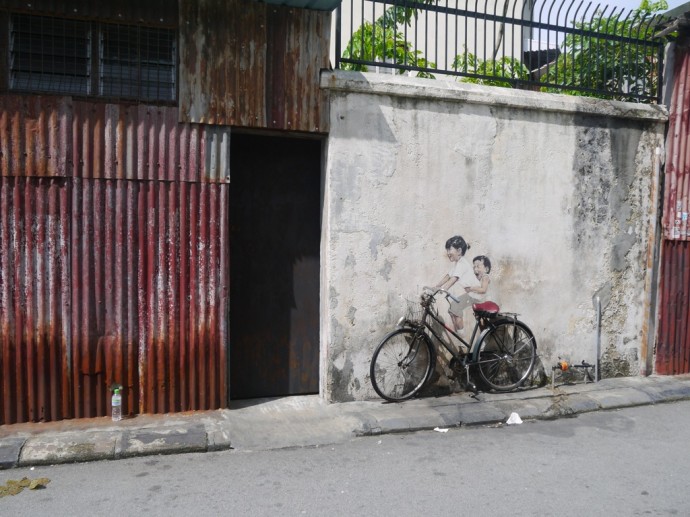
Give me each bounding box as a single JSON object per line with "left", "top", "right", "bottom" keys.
{"left": 434, "top": 235, "right": 492, "bottom": 332}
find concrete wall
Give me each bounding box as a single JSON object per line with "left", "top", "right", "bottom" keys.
{"left": 320, "top": 70, "right": 667, "bottom": 402}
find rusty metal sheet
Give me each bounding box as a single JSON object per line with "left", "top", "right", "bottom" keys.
{"left": 179, "top": 0, "right": 331, "bottom": 132}
{"left": 1, "top": 0, "right": 177, "bottom": 27}
{"left": 70, "top": 179, "right": 229, "bottom": 418}
{"left": 1, "top": 93, "right": 230, "bottom": 423}
{"left": 0, "top": 95, "right": 230, "bottom": 183}
{"left": 657, "top": 44, "right": 690, "bottom": 376}
{"left": 0, "top": 95, "right": 73, "bottom": 178}
{"left": 656, "top": 240, "right": 690, "bottom": 375}
{"left": 71, "top": 102, "right": 230, "bottom": 183}
{"left": 662, "top": 45, "right": 690, "bottom": 240}
{"left": 0, "top": 134, "right": 229, "bottom": 425}
{"left": 0, "top": 176, "right": 72, "bottom": 425}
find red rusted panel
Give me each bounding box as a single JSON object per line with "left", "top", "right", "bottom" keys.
{"left": 71, "top": 179, "right": 228, "bottom": 418}
{"left": 657, "top": 44, "right": 690, "bottom": 376}
{"left": 1, "top": 93, "right": 230, "bottom": 423}
{"left": 0, "top": 176, "right": 71, "bottom": 425}
{"left": 71, "top": 102, "right": 229, "bottom": 183}
{"left": 266, "top": 6, "right": 330, "bottom": 132}
{"left": 662, "top": 45, "right": 690, "bottom": 240}
{"left": 0, "top": 95, "right": 72, "bottom": 178}
{"left": 657, "top": 240, "right": 690, "bottom": 375}
{"left": 2, "top": 0, "right": 177, "bottom": 27}
{"left": 139, "top": 180, "right": 228, "bottom": 414}
{"left": 179, "top": 0, "right": 330, "bottom": 132}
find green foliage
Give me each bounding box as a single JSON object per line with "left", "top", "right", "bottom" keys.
{"left": 637, "top": 0, "right": 669, "bottom": 13}
{"left": 452, "top": 52, "right": 530, "bottom": 87}
{"left": 540, "top": 1, "right": 667, "bottom": 100}
{"left": 339, "top": 0, "right": 666, "bottom": 100}
{"left": 341, "top": 5, "right": 436, "bottom": 78}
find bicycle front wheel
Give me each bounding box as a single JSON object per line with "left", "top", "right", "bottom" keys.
{"left": 475, "top": 319, "right": 536, "bottom": 392}
{"left": 370, "top": 328, "right": 435, "bottom": 402}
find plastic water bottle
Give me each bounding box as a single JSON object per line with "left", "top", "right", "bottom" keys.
{"left": 111, "top": 388, "right": 122, "bottom": 422}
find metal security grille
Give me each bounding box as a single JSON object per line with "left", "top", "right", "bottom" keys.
{"left": 101, "top": 24, "right": 176, "bottom": 102}
{"left": 335, "top": 0, "right": 669, "bottom": 103}
{"left": 8, "top": 13, "right": 176, "bottom": 103}
{"left": 10, "top": 14, "right": 91, "bottom": 95}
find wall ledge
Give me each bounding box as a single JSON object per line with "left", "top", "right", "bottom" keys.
{"left": 320, "top": 70, "right": 668, "bottom": 123}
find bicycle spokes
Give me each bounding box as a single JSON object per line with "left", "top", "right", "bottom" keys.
{"left": 370, "top": 329, "right": 434, "bottom": 402}
{"left": 476, "top": 320, "right": 537, "bottom": 392}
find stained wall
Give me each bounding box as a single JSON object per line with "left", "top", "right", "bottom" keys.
{"left": 320, "top": 71, "right": 666, "bottom": 401}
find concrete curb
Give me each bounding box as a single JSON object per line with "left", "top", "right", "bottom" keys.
{"left": 1, "top": 375, "right": 690, "bottom": 469}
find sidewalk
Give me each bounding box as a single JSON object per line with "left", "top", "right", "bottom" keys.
{"left": 2, "top": 374, "right": 690, "bottom": 470}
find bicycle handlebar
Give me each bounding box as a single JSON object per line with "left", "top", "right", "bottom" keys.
{"left": 422, "top": 286, "right": 462, "bottom": 303}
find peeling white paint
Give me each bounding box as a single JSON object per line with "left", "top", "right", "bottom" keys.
{"left": 321, "top": 71, "right": 666, "bottom": 402}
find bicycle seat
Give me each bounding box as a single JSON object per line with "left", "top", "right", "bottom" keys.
{"left": 472, "top": 301, "right": 499, "bottom": 316}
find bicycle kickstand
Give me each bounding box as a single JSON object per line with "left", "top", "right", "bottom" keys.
{"left": 464, "top": 365, "right": 478, "bottom": 395}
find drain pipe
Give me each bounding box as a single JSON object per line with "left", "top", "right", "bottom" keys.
{"left": 595, "top": 295, "right": 601, "bottom": 382}
{"left": 592, "top": 284, "right": 611, "bottom": 382}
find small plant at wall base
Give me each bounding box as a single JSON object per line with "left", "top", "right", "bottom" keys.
{"left": 341, "top": 5, "right": 437, "bottom": 78}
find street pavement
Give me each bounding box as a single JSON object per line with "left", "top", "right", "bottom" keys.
{"left": 2, "top": 374, "right": 690, "bottom": 470}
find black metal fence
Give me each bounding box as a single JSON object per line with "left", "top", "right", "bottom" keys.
{"left": 335, "top": 0, "right": 670, "bottom": 103}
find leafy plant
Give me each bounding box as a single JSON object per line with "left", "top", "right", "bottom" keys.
{"left": 539, "top": 0, "right": 668, "bottom": 100}
{"left": 341, "top": 5, "right": 437, "bottom": 78}
{"left": 452, "top": 51, "right": 530, "bottom": 87}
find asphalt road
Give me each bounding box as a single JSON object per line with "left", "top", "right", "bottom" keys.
{"left": 2, "top": 401, "right": 689, "bottom": 516}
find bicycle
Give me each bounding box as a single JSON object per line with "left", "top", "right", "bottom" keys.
{"left": 369, "top": 287, "right": 537, "bottom": 402}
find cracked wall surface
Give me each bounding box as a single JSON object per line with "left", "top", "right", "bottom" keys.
{"left": 320, "top": 71, "right": 667, "bottom": 402}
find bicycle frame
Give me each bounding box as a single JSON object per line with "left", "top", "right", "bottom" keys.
{"left": 403, "top": 290, "right": 517, "bottom": 370}
{"left": 417, "top": 306, "right": 480, "bottom": 359}
{"left": 370, "top": 289, "right": 537, "bottom": 401}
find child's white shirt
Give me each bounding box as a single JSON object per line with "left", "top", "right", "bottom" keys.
{"left": 449, "top": 257, "right": 481, "bottom": 299}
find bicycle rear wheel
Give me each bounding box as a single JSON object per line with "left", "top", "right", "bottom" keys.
{"left": 370, "top": 328, "right": 435, "bottom": 402}
{"left": 474, "top": 319, "right": 536, "bottom": 392}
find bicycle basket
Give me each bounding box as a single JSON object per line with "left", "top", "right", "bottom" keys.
{"left": 404, "top": 298, "right": 425, "bottom": 323}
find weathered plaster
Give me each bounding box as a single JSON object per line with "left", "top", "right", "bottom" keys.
{"left": 321, "top": 71, "right": 667, "bottom": 402}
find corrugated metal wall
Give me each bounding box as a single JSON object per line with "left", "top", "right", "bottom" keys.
{"left": 0, "top": 177, "right": 71, "bottom": 423}
{"left": 0, "top": 95, "right": 229, "bottom": 424}
{"left": 657, "top": 240, "right": 690, "bottom": 375}
{"left": 1, "top": 0, "right": 330, "bottom": 423}
{"left": 662, "top": 45, "right": 690, "bottom": 241}
{"left": 0, "top": 96, "right": 73, "bottom": 178}
{"left": 71, "top": 102, "right": 230, "bottom": 183}
{"left": 179, "top": 0, "right": 331, "bottom": 132}
{"left": 657, "top": 43, "right": 690, "bottom": 375}
{"left": 70, "top": 179, "right": 228, "bottom": 418}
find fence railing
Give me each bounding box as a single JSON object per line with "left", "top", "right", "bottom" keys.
{"left": 335, "top": 0, "right": 670, "bottom": 103}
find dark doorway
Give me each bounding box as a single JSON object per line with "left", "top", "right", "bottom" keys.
{"left": 229, "top": 133, "right": 321, "bottom": 399}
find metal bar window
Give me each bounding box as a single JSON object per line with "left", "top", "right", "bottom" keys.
{"left": 7, "top": 12, "right": 176, "bottom": 103}
{"left": 100, "top": 24, "right": 176, "bottom": 102}
{"left": 10, "top": 14, "right": 90, "bottom": 96}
